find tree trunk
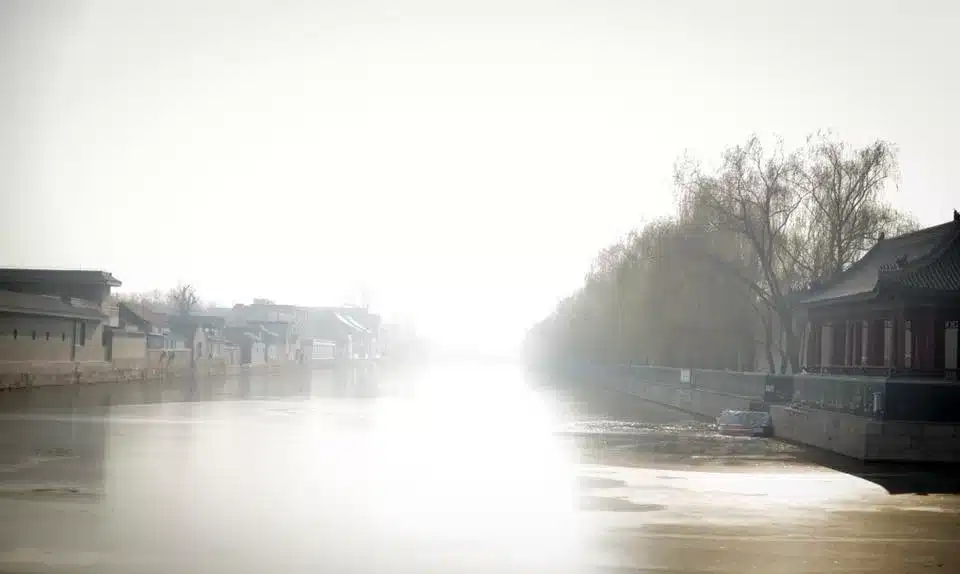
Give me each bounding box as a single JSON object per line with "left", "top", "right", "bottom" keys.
{"left": 762, "top": 311, "right": 776, "bottom": 374}
{"left": 778, "top": 307, "right": 802, "bottom": 374}
{"left": 616, "top": 295, "right": 625, "bottom": 363}
{"left": 776, "top": 319, "right": 789, "bottom": 374}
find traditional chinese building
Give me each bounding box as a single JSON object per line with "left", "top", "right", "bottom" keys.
{"left": 800, "top": 211, "right": 960, "bottom": 379}
{"left": 0, "top": 269, "right": 122, "bottom": 364}
{"left": 301, "top": 307, "right": 381, "bottom": 361}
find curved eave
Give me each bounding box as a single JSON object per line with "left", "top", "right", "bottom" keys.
{"left": 801, "top": 220, "right": 960, "bottom": 310}
{"left": 876, "top": 283, "right": 960, "bottom": 304}
{"left": 801, "top": 289, "right": 880, "bottom": 309}
{"left": 803, "top": 281, "right": 959, "bottom": 310}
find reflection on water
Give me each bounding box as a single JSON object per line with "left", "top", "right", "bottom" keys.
{"left": 0, "top": 362, "right": 958, "bottom": 573}
{"left": 92, "top": 363, "right": 591, "bottom": 572}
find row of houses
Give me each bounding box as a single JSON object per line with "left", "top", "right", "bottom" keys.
{"left": 0, "top": 268, "right": 383, "bottom": 378}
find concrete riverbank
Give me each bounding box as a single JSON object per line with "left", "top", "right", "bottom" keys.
{"left": 561, "top": 363, "right": 960, "bottom": 463}
{"left": 0, "top": 359, "right": 354, "bottom": 391}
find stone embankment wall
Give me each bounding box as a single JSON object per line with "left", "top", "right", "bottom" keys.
{"left": 589, "top": 364, "right": 772, "bottom": 419}
{"left": 614, "top": 375, "right": 755, "bottom": 418}
{"left": 569, "top": 362, "right": 960, "bottom": 463}
{"left": 0, "top": 358, "right": 304, "bottom": 391}
{"left": 768, "top": 405, "right": 872, "bottom": 459}
{"left": 864, "top": 420, "right": 960, "bottom": 463}
{"left": 771, "top": 405, "right": 960, "bottom": 463}
{"left": 0, "top": 361, "right": 144, "bottom": 390}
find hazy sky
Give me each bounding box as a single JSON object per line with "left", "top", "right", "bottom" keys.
{"left": 2, "top": 0, "right": 958, "bottom": 352}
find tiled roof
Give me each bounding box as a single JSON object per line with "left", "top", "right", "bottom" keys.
{"left": 300, "top": 307, "right": 380, "bottom": 340}
{"left": 119, "top": 301, "right": 169, "bottom": 328}
{"left": 334, "top": 312, "right": 369, "bottom": 333}
{"left": 224, "top": 325, "right": 274, "bottom": 344}
{"left": 803, "top": 220, "right": 960, "bottom": 306}
{"left": 0, "top": 268, "right": 121, "bottom": 287}
{"left": 302, "top": 309, "right": 351, "bottom": 340}
{"left": 168, "top": 314, "right": 226, "bottom": 329}
{"left": 887, "top": 231, "right": 960, "bottom": 292}
{"left": 333, "top": 308, "right": 380, "bottom": 333}
{"left": 0, "top": 290, "right": 106, "bottom": 320}
{"left": 169, "top": 322, "right": 197, "bottom": 340}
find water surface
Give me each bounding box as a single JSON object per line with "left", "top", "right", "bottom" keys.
{"left": 0, "top": 362, "right": 956, "bottom": 573}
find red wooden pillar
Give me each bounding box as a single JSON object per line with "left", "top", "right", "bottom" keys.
{"left": 904, "top": 318, "right": 913, "bottom": 370}
{"left": 893, "top": 315, "right": 901, "bottom": 370}
{"left": 858, "top": 320, "right": 870, "bottom": 366}
{"left": 894, "top": 308, "right": 909, "bottom": 371}
{"left": 874, "top": 318, "right": 886, "bottom": 366}
{"left": 916, "top": 309, "right": 931, "bottom": 370}
{"left": 933, "top": 309, "right": 946, "bottom": 371}
{"left": 883, "top": 318, "right": 894, "bottom": 367}
{"left": 809, "top": 320, "right": 821, "bottom": 366}
{"left": 855, "top": 320, "right": 861, "bottom": 365}
{"left": 843, "top": 320, "right": 853, "bottom": 366}
{"left": 946, "top": 318, "right": 959, "bottom": 378}
{"left": 833, "top": 321, "right": 845, "bottom": 367}
{"left": 822, "top": 322, "right": 835, "bottom": 367}
{"left": 925, "top": 307, "right": 938, "bottom": 370}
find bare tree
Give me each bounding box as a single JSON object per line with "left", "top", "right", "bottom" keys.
{"left": 529, "top": 132, "right": 920, "bottom": 375}
{"left": 674, "top": 135, "right": 808, "bottom": 372}
{"left": 790, "top": 133, "right": 915, "bottom": 283}
{"left": 119, "top": 289, "right": 168, "bottom": 306}
{"left": 531, "top": 212, "right": 759, "bottom": 369}
{"left": 168, "top": 283, "right": 201, "bottom": 316}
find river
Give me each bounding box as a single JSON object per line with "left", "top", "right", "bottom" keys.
{"left": 0, "top": 361, "right": 957, "bottom": 573}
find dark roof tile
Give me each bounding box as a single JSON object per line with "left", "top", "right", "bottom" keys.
{"left": 0, "top": 290, "right": 106, "bottom": 320}
{"left": 118, "top": 301, "right": 169, "bottom": 327}
{"left": 803, "top": 220, "right": 960, "bottom": 305}
{"left": 889, "top": 233, "right": 960, "bottom": 292}
{"left": 0, "top": 268, "right": 121, "bottom": 287}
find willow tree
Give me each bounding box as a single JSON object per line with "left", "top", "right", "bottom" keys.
{"left": 675, "top": 133, "right": 915, "bottom": 372}
{"left": 674, "top": 136, "right": 807, "bottom": 371}
{"left": 788, "top": 133, "right": 917, "bottom": 285}
{"left": 528, "top": 132, "right": 917, "bottom": 373}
